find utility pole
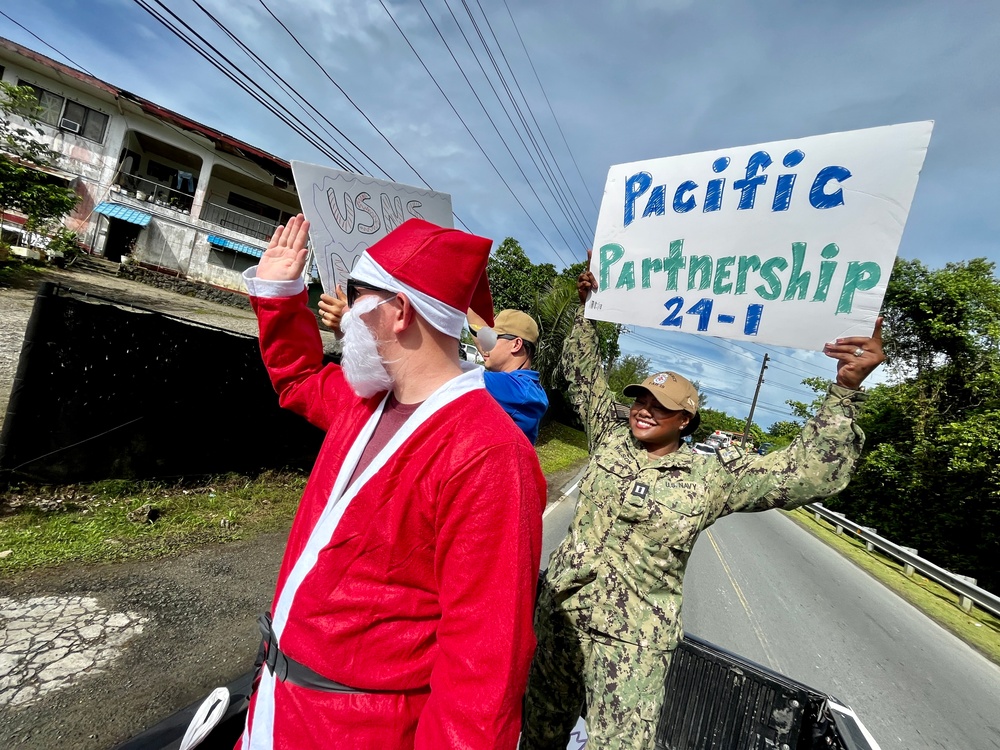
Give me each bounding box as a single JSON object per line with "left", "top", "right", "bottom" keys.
{"left": 742, "top": 353, "right": 769, "bottom": 448}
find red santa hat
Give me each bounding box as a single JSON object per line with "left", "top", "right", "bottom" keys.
{"left": 350, "top": 218, "right": 495, "bottom": 337}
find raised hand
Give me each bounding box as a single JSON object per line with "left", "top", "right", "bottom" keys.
{"left": 823, "top": 317, "right": 886, "bottom": 390}
{"left": 258, "top": 213, "right": 310, "bottom": 281}
{"left": 578, "top": 249, "right": 598, "bottom": 304}
{"left": 318, "top": 284, "right": 349, "bottom": 339}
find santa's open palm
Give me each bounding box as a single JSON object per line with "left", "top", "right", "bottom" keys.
{"left": 258, "top": 213, "right": 310, "bottom": 281}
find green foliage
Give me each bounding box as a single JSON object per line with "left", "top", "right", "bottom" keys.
{"left": 531, "top": 274, "right": 579, "bottom": 389}
{"left": 883, "top": 257, "right": 1000, "bottom": 380}
{"left": 607, "top": 353, "right": 652, "bottom": 403}
{"left": 768, "top": 420, "right": 802, "bottom": 440}
{"left": 0, "top": 83, "right": 80, "bottom": 246}
{"left": 0, "top": 82, "right": 60, "bottom": 166}
{"left": 829, "top": 257, "right": 1000, "bottom": 592}
{"left": 785, "top": 376, "right": 832, "bottom": 420}
{"left": 0, "top": 472, "right": 307, "bottom": 573}
{"left": 47, "top": 227, "right": 82, "bottom": 256}
{"left": 535, "top": 421, "right": 589, "bottom": 475}
{"left": 487, "top": 237, "right": 557, "bottom": 313}
{"left": 487, "top": 238, "right": 621, "bottom": 389}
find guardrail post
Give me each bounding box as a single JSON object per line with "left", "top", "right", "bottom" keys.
{"left": 954, "top": 575, "right": 978, "bottom": 612}
{"left": 899, "top": 546, "right": 918, "bottom": 576}
{"left": 813, "top": 510, "right": 822, "bottom": 523}
{"left": 863, "top": 528, "right": 877, "bottom": 552}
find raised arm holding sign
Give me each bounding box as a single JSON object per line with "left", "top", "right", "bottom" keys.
{"left": 523, "top": 248, "right": 886, "bottom": 750}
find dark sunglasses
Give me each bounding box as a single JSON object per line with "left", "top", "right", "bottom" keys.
{"left": 496, "top": 334, "right": 520, "bottom": 341}
{"left": 346, "top": 279, "right": 393, "bottom": 307}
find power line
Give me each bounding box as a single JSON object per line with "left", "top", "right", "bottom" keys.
{"left": 0, "top": 9, "right": 95, "bottom": 75}
{"left": 132, "top": 0, "right": 364, "bottom": 172}
{"left": 448, "top": 0, "right": 592, "bottom": 246}
{"left": 468, "top": 0, "right": 595, "bottom": 236}
{"left": 501, "top": 0, "right": 600, "bottom": 216}
{"left": 190, "top": 0, "right": 387, "bottom": 177}
{"left": 412, "top": 0, "right": 577, "bottom": 265}
{"left": 255, "top": 1, "right": 442, "bottom": 196}
{"left": 374, "top": 0, "right": 565, "bottom": 263}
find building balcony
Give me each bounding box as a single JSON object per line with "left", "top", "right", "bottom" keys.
{"left": 110, "top": 175, "right": 193, "bottom": 215}
{"left": 199, "top": 202, "right": 278, "bottom": 243}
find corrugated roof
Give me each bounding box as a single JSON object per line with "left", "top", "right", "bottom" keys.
{"left": 93, "top": 202, "right": 153, "bottom": 226}
{"left": 207, "top": 235, "right": 264, "bottom": 258}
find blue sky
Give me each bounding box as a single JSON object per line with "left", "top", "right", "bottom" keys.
{"left": 4, "top": 0, "right": 999, "bottom": 427}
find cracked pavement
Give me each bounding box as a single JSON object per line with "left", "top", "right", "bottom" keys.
{"left": 0, "top": 595, "right": 149, "bottom": 708}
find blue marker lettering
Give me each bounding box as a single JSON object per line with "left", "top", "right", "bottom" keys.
{"left": 704, "top": 156, "right": 730, "bottom": 213}
{"left": 734, "top": 151, "right": 772, "bottom": 210}
{"left": 624, "top": 172, "right": 652, "bottom": 227}
{"left": 809, "top": 165, "right": 852, "bottom": 209}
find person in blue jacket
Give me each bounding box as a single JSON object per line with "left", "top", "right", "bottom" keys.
{"left": 319, "top": 292, "right": 548, "bottom": 443}
{"left": 470, "top": 309, "right": 549, "bottom": 444}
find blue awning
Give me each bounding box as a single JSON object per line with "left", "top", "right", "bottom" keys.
{"left": 93, "top": 202, "right": 153, "bottom": 226}
{"left": 207, "top": 234, "right": 264, "bottom": 258}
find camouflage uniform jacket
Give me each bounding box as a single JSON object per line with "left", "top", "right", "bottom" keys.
{"left": 545, "top": 305, "right": 867, "bottom": 653}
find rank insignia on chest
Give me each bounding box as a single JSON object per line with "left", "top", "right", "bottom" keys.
{"left": 631, "top": 482, "right": 649, "bottom": 498}
{"left": 717, "top": 446, "right": 743, "bottom": 466}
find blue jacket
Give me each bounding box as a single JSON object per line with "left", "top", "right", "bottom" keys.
{"left": 483, "top": 369, "right": 549, "bottom": 444}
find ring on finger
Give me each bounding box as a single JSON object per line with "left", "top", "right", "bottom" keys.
{"left": 853, "top": 347, "right": 864, "bottom": 357}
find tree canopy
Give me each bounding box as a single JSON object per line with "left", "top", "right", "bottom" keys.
{"left": 0, "top": 83, "right": 79, "bottom": 244}
{"left": 486, "top": 238, "right": 620, "bottom": 389}
{"left": 831, "top": 257, "right": 1000, "bottom": 592}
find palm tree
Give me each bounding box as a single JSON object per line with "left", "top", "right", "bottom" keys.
{"left": 530, "top": 276, "right": 581, "bottom": 389}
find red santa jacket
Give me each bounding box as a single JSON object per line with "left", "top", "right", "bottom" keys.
{"left": 239, "top": 290, "right": 546, "bottom": 750}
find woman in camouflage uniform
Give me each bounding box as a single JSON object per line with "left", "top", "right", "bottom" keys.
{"left": 520, "top": 261, "right": 885, "bottom": 750}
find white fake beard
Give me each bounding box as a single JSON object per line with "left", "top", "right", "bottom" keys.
{"left": 340, "top": 295, "right": 395, "bottom": 398}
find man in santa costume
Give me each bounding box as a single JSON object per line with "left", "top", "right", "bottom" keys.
{"left": 237, "top": 214, "right": 546, "bottom": 750}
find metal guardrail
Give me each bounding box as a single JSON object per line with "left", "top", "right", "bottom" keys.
{"left": 807, "top": 503, "right": 1000, "bottom": 619}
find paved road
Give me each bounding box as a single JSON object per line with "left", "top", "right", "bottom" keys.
{"left": 540, "top": 490, "right": 1000, "bottom": 750}
{"left": 683, "top": 510, "right": 1000, "bottom": 750}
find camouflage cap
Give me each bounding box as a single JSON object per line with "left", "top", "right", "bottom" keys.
{"left": 624, "top": 371, "right": 701, "bottom": 436}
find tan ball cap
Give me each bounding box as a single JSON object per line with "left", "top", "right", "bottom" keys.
{"left": 623, "top": 371, "right": 701, "bottom": 437}
{"left": 492, "top": 309, "right": 540, "bottom": 344}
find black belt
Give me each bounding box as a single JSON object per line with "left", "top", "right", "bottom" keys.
{"left": 257, "top": 612, "right": 371, "bottom": 694}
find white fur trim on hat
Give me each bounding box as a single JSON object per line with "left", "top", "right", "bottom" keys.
{"left": 351, "top": 253, "right": 465, "bottom": 338}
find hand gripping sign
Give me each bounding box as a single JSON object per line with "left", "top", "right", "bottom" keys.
{"left": 291, "top": 161, "right": 455, "bottom": 294}
{"left": 587, "top": 122, "right": 933, "bottom": 350}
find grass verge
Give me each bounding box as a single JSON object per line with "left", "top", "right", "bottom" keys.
{"left": 0, "top": 471, "right": 305, "bottom": 575}
{"left": 535, "top": 421, "right": 589, "bottom": 475}
{"left": 784, "top": 506, "right": 1000, "bottom": 665}
{"left": 0, "top": 424, "right": 591, "bottom": 574}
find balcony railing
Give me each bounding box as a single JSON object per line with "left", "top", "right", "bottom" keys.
{"left": 111, "top": 174, "right": 194, "bottom": 214}
{"left": 199, "top": 203, "right": 279, "bottom": 243}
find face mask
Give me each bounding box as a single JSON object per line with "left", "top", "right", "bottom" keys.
{"left": 341, "top": 294, "right": 395, "bottom": 397}
{"left": 475, "top": 326, "right": 498, "bottom": 352}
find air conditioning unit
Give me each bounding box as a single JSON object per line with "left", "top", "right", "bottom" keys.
{"left": 59, "top": 118, "right": 81, "bottom": 133}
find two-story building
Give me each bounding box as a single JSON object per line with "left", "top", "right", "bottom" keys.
{"left": 0, "top": 36, "right": 303, "bottom": 291}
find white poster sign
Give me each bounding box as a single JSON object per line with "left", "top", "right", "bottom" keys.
{"left": 291, "top": 162, "right": 454, "bottom": 293}
{"left": 588, "top": 122, "right": 933, "bottom": 350}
